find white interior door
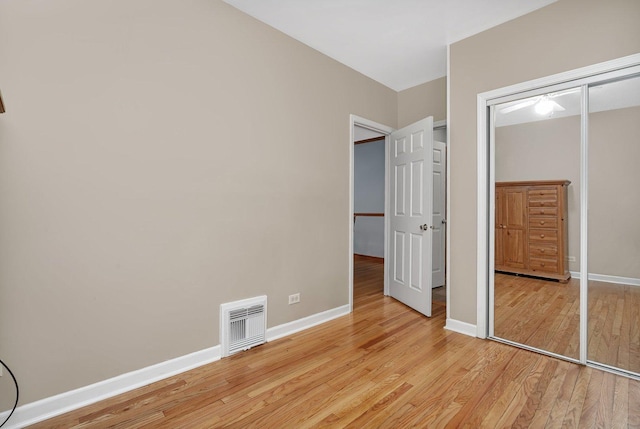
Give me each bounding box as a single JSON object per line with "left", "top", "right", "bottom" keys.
{"left": 432, "top": 141, "right": 446, "bottom": 288}
{"left": 388, "top": 117, "right": 434, "bottom": 316}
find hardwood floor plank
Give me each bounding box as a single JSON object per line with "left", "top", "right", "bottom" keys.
{"left": 510, "top": 357, "right": 558, "bottom": 428}
{"left": 610, "top": 374, "right": 629, "bottom": 429}
{"left": 561, "top": 367, "right": 593, "bottom": 428}
{"left": 479, "top": 353, "right": 546, "bottom": 428}
{"left": 527, "top": 359, "right": 570, "bottom": 428}
{"left": 374, "top": 341, "right": 487, "bottom": 427}
{"left": 494, "top": 274, "right": 580, "bottom": 359}
{"left": 496, "top": 273, "right": 640, "bottom": 374}
{"left": 576, "top": 367, "right": 603, "bottom": 429}
{"left": 544, "top": 362, "right": 581, "bottom": 428}
{"left": 628, "top": 378, "right": 640, "bottom": 429}
{"left": 342, "top": 381, "right": 413, "bottom": 428}
{"left": 594, "top": 371, "right": 616, "bottom": 429}
{"left": 390, "top": 347, "right": 501, "bottom": 427}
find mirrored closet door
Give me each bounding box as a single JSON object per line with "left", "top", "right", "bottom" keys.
{"left": 488, "top": 65, "right": 640, "bottom": 378}
{"left": 492, "top": 88, "right": 582, "bottom": 361}
{"left": 587, "top": 75, "right": 640, "bottom": 375}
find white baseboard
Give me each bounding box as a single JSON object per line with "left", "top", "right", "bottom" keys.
{"left": 1, "top": 304, "right": 351, "bottom": 429}
{"left": 0, "top": 345, "right": 222, "bottom": 429}
{"left": 569, "top": 272, "right": 640, "bottom": 286}
{"left": 445, "top": 318, "right": 477, "bottom": 337}
{"left": 266, "top": 304, "right": 350, "bottom": 341}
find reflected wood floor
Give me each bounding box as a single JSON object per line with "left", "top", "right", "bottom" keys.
{"left": 30, "top": 258, "right": 640, "bottom": 428}
{"left": 495, "top": 273, "right": 640, "bottom": 374}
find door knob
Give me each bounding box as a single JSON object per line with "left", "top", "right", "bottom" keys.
{"left": 441, "top": 219, "right": 447, "bottom": 224}
{"left": 419, "top": 224, "right": 429, "bottom": 230}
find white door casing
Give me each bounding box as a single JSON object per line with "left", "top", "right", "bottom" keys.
{"left": 389, "top": 117, "right": 434, "bottom": 316}
{"left": 432, "top": 141, "right": 446, "bottom": 288}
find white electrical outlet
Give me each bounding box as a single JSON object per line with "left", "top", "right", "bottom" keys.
{"left": 288, "top": 293, "right": 300, "bottom": 305}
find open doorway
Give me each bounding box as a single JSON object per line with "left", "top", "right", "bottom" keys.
{"left": 349, "top": 115, "right": 447, "bottom": 316}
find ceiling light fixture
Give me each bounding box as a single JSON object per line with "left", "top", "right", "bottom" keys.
{"left": 534, "top": 97, "right": 554, "bottom": 115}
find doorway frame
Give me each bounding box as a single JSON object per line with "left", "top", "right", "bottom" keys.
{"left": 475, "top": 54, "right": 640, "bottom": 363}
{"left": 349, "top": 115, "right": 394, "bottom": 311}
{"left": 349, "top": 115, "right": 448, "bottom": 312}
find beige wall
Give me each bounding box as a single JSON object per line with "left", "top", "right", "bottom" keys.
{"left": 589, "top": 105, "right": 640, "bottom": 278}
{"left": 449, "top": 0, "right": 640, "bottom": 325}
{"left": 397, "top": 76, "right": 447, "bottom": 128}
{"left": 0, "top": 0, "right": 397, "bottom": 406}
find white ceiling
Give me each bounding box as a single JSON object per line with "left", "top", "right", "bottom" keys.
{"left": 223, "top": 0, "right": 557, "bottom": 91}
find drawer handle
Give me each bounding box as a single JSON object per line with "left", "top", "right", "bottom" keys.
{"left": 540, "top": 210, "right": 545, "bottom": 214}
{"left": 541, "top": 263, "right": 545, "bottom": 266}
{"left": 540, "top": 202, "right": 545, "bottom": 206}
{"left": 540, "top": 248, "right": 545, "bottom": 253}
{"left": 540, "top": 221, "right": 545, "bottom": 225}
{"left": 540, "top": 234, "right": 545, "bottom": 238}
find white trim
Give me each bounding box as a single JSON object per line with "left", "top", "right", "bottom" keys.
{"left": 476, "top": 53, "right": 640, "bottom": 340}
{"left": 487, "top": 104, "right": 496, "bottom": 339}
{"left": 384, "top": 133, "right": 390, "bottom": 296}
{"left": 2, "top": 305, "right": 351, "bottom": 429}
{"left": 479, "top": 53, "right": 640, "bottom": 103}
{"left": 569, "top": 272, "right": 640, "bottom": 286}
{"left": 445, "top": 318, "right": 477, "bottom": 337}
{"left": 265, "top": 304, "right": 350, "bottom": 341}
{"left": 349, "top": 115, "right": 394, "bottom": 304}
{"left": 349, "top": 116, "right": 355, "bottom": 312}
{"left": 587, "top": 361, "right": 640, "bottom": 381}
{"left": 492, "top": 337, "right": 581, "bottom": 365}
{"left": 1, "top": 346, "right": 222, "bottom": 429}
{"left": 579, "top": 84, "right": 589, "bottom": 364}
{"left": 476, "top": 93, "right": 488, "bottom": 338}
{"left": 445, "top": 44, "right": 452, "bottom": 326}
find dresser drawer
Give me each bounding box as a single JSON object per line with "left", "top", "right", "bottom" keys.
{"left": 529, "top": 216, "right": 558, "bottom": 229}
{"left": 529, "top": 229, "right": 558, "bottom": 243}
{"left": 530, "top": 257, "right": 558, "bottom": 273}
{"left": 528, "top": 198, "right": 557, "bottom": 208}
{"left": 528, "top": 207, "right": 558, "bottom": 216}
{"left": 529, "top": 244, "right": 558, "bottom": 258}
{"left": 528, "top": 188, "right": 557, "bottom": 199}
{"left": 529, "top": 186, "right": 558, "bottom": 199}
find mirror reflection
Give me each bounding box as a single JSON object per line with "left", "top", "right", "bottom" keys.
{"left": 587, "top": 75, "right": 640, "bottom": 375}
{"left": 493, "top": 88, "right": 581, "bottom": 359}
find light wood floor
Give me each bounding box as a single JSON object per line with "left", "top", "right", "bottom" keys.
{"left": 495, "top": 273, "right": 640, "bottom": 374}
{"left": 29, "top": 258, "right": 640, "bottom": 428}
{"left": 494, "top": 273, "right": 581, "bottom": 360}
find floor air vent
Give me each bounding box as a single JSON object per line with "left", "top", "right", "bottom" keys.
{"left": 220, "top": 296, "right": 267, "bottom": 357}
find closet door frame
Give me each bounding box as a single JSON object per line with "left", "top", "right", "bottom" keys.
{"left": 476, "top": 54, "right": 640, "bottom": 367}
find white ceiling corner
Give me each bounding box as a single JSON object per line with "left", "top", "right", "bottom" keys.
{"left": 223, "top": 0, "right": 557, "bottom": 91}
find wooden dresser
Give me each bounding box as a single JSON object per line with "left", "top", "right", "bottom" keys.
{"left": 495, "top": 180, "right": 571, "bottom": 282}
